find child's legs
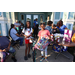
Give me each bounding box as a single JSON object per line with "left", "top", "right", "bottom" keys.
{"left": 25, "top": 39, "right": 30, "bottom": 56}
{"left": 25, "top": 44, "right": 28, "bottom": 56}
{"left": 41, "top": 46, "right": 48, "bottom": 58}
{"left": 45, "top": 46, "right": 48, "bottom": 59}
{"left": 28, "top": 43, "right": 31, "bottom": 54}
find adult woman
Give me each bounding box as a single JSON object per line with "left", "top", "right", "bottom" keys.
{"left": 57, "top": 20, "right": 67, "bottom": 34}
{"left": 0, "top": 32, "right": 17, "bottom": 62}
{"left": 22, "top": 21, "right": 33, "bottom": 60}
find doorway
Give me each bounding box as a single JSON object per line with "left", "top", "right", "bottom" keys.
{"left": 20, "top": 13, "right": 44, "bottom": 27}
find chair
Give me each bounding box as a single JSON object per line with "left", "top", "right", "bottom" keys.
{"left": 6, "top": 36, "right": 20, "bottom": 49}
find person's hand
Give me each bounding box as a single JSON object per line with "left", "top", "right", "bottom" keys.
{"left": 3, "top": 49, "right": 6, "bottom": 52}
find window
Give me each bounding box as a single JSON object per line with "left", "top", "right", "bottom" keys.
{"left": 68, "top": 12, "right": 74, "bottom": 19}
{"left": 33, "top": 15, "right": 38, "bottom": 21}
{"left": 0, "top": 24, "right": 2, "bottom": 36}
{"left": 0, "top": 12, "right": 2, "bottom": 16}
{"left": 26, "top": 15, "right": 31, "bottom": 21}
{"left": 55, "top": 12, "right": 60, "bottom": 19}
{"left": 9, "top": 12, "right": 11, "bottom": 19}
{"left": 54, "top": 21, "right": 58, "bottom": 25}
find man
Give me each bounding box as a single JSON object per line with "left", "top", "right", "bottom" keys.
{"left": 45, "top": 21, "right": 53, "bottom": 34}
{"left": 10, "top": 24, "right": 24, "bottom": 46}
{"left": 33, "top": 19, "right": 39, "bottom": 38}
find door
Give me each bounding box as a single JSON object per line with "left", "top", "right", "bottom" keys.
{"left": 20, "top": 14, "right": 25, "bottom": 25}
{"left": 33, "top": 15, "right": 39, "bottom": 26}
{"left": 6, "top": 23, "right": 8, "bottom": 36}
{"left": 0, "top": 24, "right": 2, "bottom": 36}
{"left": 20, "top": 14, "right": 45, "bottom": 27}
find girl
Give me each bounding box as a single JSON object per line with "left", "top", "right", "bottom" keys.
{"left": 22, "top": 21, "right": 33, "bottom": 60}
{"left": 36, "top": 23, "right": 51, "bottom": 62}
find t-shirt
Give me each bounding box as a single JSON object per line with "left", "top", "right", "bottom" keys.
{"left": 34, "top": 20, "right": 38, "bottom": 26}
{"left": 14, "top": 23, "right": 21, "bottom": 27}
{"left": 57, "top": 25, "right": 67, "bottom": 34}
{"left": 38, "top": 30, "right": 50, "bottom": 38}
{"left": 22, "top": 28, "right": 33, "bottom": 39}
{"left": 10, "top": 28, "right": 19, "bottom": 41}
{"left": 45, "top": 25, "right": 52, "bottom": 34}
{"left": 0, "top": 36, "right": 10, "bottom": 50}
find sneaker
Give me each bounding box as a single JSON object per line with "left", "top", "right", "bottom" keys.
{"left": 11, "top": 57, "right": 17, "bottom": 62}
{"left": 24, "top": 56, "right": 28, "bottom": 60}
{"left": 40, "top": 58, "right": 44, "bottom": 62}
{"left": 28, "top": 54, "right": 31, "bottom": 58}
{"left": 45, "top": 59, "right": 49, "bottom": 62}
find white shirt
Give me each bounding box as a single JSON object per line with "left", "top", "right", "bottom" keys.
{"left": 22, "top": 28, "right": 32, "bottom": 39}
{"left": 10, "top": 28, "right": 19, "bottom": 41}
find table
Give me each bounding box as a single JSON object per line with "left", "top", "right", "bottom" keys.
{"left": 54, "top": 39, "right": 75, "bottom": 59}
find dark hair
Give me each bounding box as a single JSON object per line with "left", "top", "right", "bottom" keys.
{"left": 47, "top": 21, "right": 53, "bottom": 26}
{"left": 40, "top": 23, "right": 46, "bottom": 26}
{"left": 25, "top": 21, "right": 31, "bottom": 30}
{"left": 53, "top": 24, "right": 56, "bottom": 27}
{"left": 9, "top": 24, "right": 14, "bottom": 36}
{"left": 59, "top": 20, "right": 63, "bottom": 26}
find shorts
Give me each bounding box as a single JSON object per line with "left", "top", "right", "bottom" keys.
{"left": 25, "top": 39, "right": 31, "bottom": 44}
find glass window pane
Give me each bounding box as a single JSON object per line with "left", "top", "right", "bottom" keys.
{"left": 55, "top": 12, "right": 60, "bottom": 19}
{"left": 26, "top": 15, "right": 31, "bottom": 21}
{"left": 0, "top": 12, "right": 1, "bottom": 16}
{"left": 54, "top": 21, "right": 58, "bottom": 25}
{"left": 33, "top": 15, "right": 38, "bottom": 20}
{"left": 68, "top": 12, "right": 74, "bottom": 19}
{"left": 61, "top": 12, "right": 63, "bottom": 19}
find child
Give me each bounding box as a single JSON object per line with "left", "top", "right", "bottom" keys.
{"left": 22, "top": 21, "right": 33, "bottom": 60}
{"left": 37, "top": 23, "right": 51, "bottom": 62}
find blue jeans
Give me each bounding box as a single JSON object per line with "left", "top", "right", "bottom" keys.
{"left": 17, "top": 37, "right": 24, "bottom": 46}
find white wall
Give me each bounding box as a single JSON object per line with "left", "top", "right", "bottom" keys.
{"left": 0, "top": 12, "right": 15, "bottom": 36}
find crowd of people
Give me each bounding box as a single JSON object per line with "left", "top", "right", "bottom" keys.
{"left": 0, "top": 19, "right": 68, "bottom": 62}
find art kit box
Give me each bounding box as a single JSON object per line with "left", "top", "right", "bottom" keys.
{"left": 63, "top": 29, "right": 72, "bottom": 42}
{"left": 34, "top": 35, "right": 51, "bottom": 51}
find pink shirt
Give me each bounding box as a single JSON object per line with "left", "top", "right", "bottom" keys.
{"left": 38, "top": 30, "right": 50, "bottom": 37}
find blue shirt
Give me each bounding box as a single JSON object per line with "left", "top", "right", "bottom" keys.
{"left": 10, "top": 28, "right": 19, "bottom": 41}
{"left": 34, "top": 20, "right": 38, "bottom": 26}
{"left": 57, "top": 25, "right": 66, "bottom": 34}
{"left": 45, "top": 25, "right": 52, "bottom": 34}
{"left": 0, "top": 36, "right": 10, "bottom": 50}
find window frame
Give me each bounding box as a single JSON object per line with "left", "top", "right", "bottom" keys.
{"left": 0, "top": 12, "right": 2, "bottom": 17}
{"left": 53, "top": 12, "right": 63, "bottom": 25}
